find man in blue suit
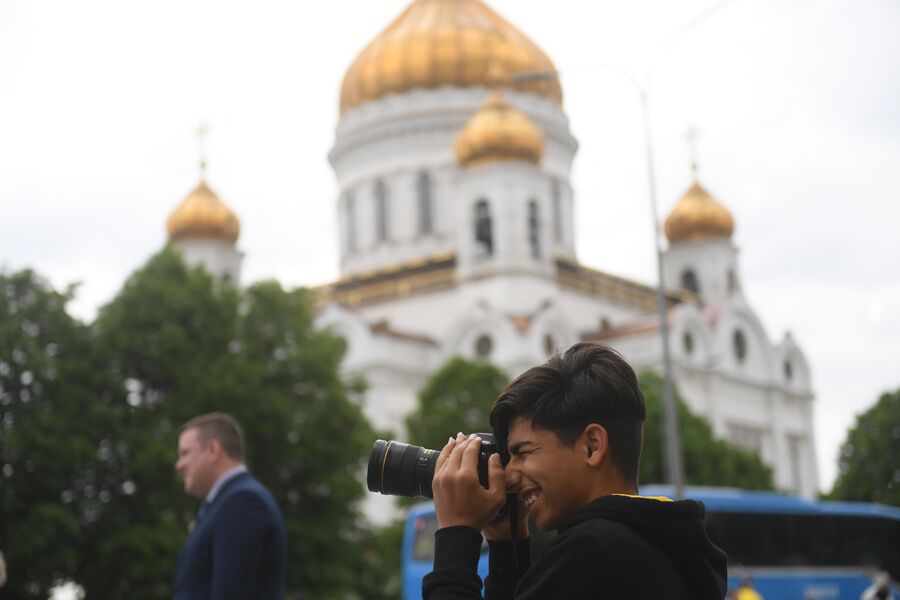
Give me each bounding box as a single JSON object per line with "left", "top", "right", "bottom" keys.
{"left": 173, "top": 412, "right": 287, "bottom": 600}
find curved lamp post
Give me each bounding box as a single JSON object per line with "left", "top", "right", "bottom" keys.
{"left": 513, "top": 66, "right": 684, "bottom": 498}
{"left": 509, "top": 1, "right": 740, "bottom": 499}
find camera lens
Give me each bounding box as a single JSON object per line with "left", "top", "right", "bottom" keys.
{"left": 367, "top": 440, "right": 438, "bottom": 498}
{"left": 367, "top": 434, "right": 500, "bottom": 499}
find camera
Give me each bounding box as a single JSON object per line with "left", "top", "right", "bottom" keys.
{"left": 367, "top": 434, "right": 500, "bottom": 498}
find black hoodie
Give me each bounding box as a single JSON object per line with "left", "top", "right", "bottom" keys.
{"left": 423, "top": 494, "right": 727, "bottom": 600}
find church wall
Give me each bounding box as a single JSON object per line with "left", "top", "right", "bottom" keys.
{"left": 354, "top": 364, "right": 425, "bottom": 437}
{"left": 173, "top": 239, "right": 243, "bottom": 284}
{"left": 352, "top": 273, "right": 559, "bottom": 344}
{"left": 331, "top": 88, "right": 578, "bottom": 278}
{"left": 323, "top": 5, "right": 818, "bottom": 506}
{"left": 555, "top": 287, "right": 655, "bottom": 335}
{"left": 600, "top": 317, "right": 818, "bottom": 498}
{"left": 663, "top": 238, "right": 739, "bottom": 306}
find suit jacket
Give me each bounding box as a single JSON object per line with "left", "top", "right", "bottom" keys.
{"left": 173, "top": 472, "right": 287, "bottom": 600}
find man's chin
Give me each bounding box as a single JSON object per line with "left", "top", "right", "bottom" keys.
{"left": 533, "top": 510, "right": 560, "bottom": 532}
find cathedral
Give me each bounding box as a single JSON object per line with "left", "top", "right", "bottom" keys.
{"left": 163, "top": 0, "right": 818, "bottom": 503}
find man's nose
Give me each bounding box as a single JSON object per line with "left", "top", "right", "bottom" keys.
{"left": 504, "top": 464, "right": 522, "bottom": 488}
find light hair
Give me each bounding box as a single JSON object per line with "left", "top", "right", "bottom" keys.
{"left": 180, "top": 412, "right": 245, "bottom": 462}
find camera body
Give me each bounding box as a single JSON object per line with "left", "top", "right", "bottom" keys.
{"left": 367, "top": 434, "right": 500, "bottom": 498}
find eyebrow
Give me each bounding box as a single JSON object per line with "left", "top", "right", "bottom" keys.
{"left": 508, "top": 441, "right": 535, "bottom": 456}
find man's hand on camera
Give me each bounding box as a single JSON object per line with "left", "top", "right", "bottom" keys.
{"left": 433, "top": 433, "right": 507, "bottom": 531}
{"left": 482, "top": 493, "right": 530, "bottom": 541}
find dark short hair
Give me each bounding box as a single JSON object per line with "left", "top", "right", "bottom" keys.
{"left": 490, "top": 343, "right": 646, "bottom": 484}
{"left": 180, "top": 412, "right": 245, "bottom": 462}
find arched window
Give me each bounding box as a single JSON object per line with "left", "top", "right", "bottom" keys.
{"left": 475, "top": 334, "right": 493, "bottom": 358}
{"left": 784, "top": 360, "right": 793, "bottom": 381}
{"left": 543, "top": 334, "right": 556, "bottom": 356}
{"left": 727, "top": 269, "right": 738, "bottom": 292}
{"left": 474, "top": 199, "right": 493, "bottom": 257}
{"left": 681, "top": 269, "right": 700, "bottom": 295}
{"left": 374, "top": 179, "right": 389, "bottom": 243}
{"left": 733, "top": 329, "right": 748, "bottom": 364}
{"left": 682, "top": 331, "right": 694, "bottom": 355}
{"left": 528, "top": 199, "right": 541, "bottom": 259}
{"left": 345, "top": 191, "right": 357, "bottom": 254}
{"left": 417, "top": 171, "right": 433, "bottom": 235}
{"left": 551, "top": 180, "right": 563, "bottom": 242}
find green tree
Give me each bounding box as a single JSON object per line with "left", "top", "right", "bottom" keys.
{"left": 234, "top": 281, "right": 375, "bottom": 597}
{"left": 638, "top": 371, "right": 773, "bottom": 490}
{"left": 829, "top": 388, "right": 900, "bottom": 506}
{"left": 353, "top": 519, "right": 405, "bottom": 600}
{"left": 406, "top": 356, "right": 509, "bottom": 451}
{"left": 0, "top": 270, "right": 97, "bottom": 599}
{"left": 78, "top": 248, "right": 375, "bottom": 599}
{"left": 374, "top": 356, "right": 509, "bottom": 589}
{"left": 77, "top": 248, "right": 241, "bottom": 599}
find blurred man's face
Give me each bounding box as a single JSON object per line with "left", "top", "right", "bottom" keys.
{"left": 176, "top": 428, "right": 216, "bottom": 498}
{"left": 504, "top": 417, "right": 593, "bottom": 531}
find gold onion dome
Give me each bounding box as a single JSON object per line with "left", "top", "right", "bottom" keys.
{"left": 455, "top": 90, "right": 544, "bottom": 167}
{"left": 339, "top": 0, "right": 562, "bottom": 115}
{"left": 167, "top": 180, "right": 240, "bottom": 245}
{"left": 664, "top": 180, "right": 735, "bottom": 244}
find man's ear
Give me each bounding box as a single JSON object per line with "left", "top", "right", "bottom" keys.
{"left": 582, "top": 424, "right": 608, "bottom": 468}
{"left": 206, "top": 438, "right": 224, "bottom": 461}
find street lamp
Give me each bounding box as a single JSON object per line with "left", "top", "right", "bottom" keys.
{"left": 512, "top": 66, "right": 684, "bottom": 498}
{"left": 509, "top": 0, "right": 741, "bottom": 503}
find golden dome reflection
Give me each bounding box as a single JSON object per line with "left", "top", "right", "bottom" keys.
{"left": 664, "top": 181, "right": 735, "bottom": 244}
{"left": 339, "top": 0, "right": 562, "bottom": 115}
{"left": 455, "top": 89, "right": 544, "bottom": 168}
{"left": 167, "top": 180, "right": 240, "bottom": 245}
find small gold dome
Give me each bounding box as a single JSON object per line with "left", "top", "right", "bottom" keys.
{"left": 454, "top": 90, "right": 544, "bottom": 168}
{"left": 664, "top": 181, "right": 734, "bottom": 244}
{"left": 167, "top": 180, "right": 240, "bottom": 245}
{"left": 339, "top": 0, "right": 562, "bottom": 115}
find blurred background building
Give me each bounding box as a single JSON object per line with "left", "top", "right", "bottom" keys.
{"left": 166, "top": 0, "right": 817, "bottom": 500}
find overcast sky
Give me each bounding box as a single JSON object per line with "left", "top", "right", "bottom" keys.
{"left": 2, "top": 0, "right": 898, "bottom": 493}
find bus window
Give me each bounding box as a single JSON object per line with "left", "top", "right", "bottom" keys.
{"left": 412, "top": 516, "right": 439, "bottom": 561}
{"left": 706, "top": 513, "right": 900, "bottom": 580}
{"left": 410, "top": 514, "right": 488, "bottom": 562}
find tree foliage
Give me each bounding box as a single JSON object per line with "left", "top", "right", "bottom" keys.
{"left": 404, "top": 362, "right": 773, "bottom": 492}
{"left": 1, "top": 250, "right": 377, "bottom": 599}
{"left": 406, "top": 356, "right": 509, "bottom": 451}
{"left": 829, "top": 388, "right": 900, "bottom": 506}
{"left": 353, "top": 519, "right": 405, "bottom": 600}
{"left": 0, "top": 270, "right": 96, "bottom": 599}
{"left": 638, "top": 371, "right": 774, "bottom": 490}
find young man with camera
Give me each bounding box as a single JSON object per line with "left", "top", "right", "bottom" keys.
{"left": 424, "top": 342, "right": 727, "bottom": 599}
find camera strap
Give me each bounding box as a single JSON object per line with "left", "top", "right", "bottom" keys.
{"left": 507, "top": 492, "right": 520, "bottom": 586}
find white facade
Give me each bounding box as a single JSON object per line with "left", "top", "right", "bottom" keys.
{"left": 329, "top": 87, "right": 578, "bottom": 278}
{"left": 173, "top": 238, "right": 243, "bottom": 285}
{"left": 315, "top": 86, "right": 819, "bottom": 513}
{"left": 308, "top": 4, "right": 818, "bottom": 523}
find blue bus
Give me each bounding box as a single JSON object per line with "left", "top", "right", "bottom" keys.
{"left": 402, "top": 487, "right": 899, "bottom": 600}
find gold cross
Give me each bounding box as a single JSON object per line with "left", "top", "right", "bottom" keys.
{"left": 685, "top": 125, "right": 700, "bottom": 179}
{"left": 197, "top": 123, "right": 209, "bottom": 178}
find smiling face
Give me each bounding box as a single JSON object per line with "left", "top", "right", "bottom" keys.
{"left": 504, "top": 417, "right": 596, "bottom": 531}
{"left": 175, "top": 428, "right": 217, "bottom": 498}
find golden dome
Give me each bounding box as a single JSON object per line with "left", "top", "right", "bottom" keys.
{"left": 454, "top": 90, "right": 544, "bottom": 168}
{"left": 664, "top": 180, "right": 734, "bottom": 244}
{"left": 339, "top": 0, "right": 562, "bottom": 115}
{"left": 167, "top": 180, "right": 240, "bottom": 245}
